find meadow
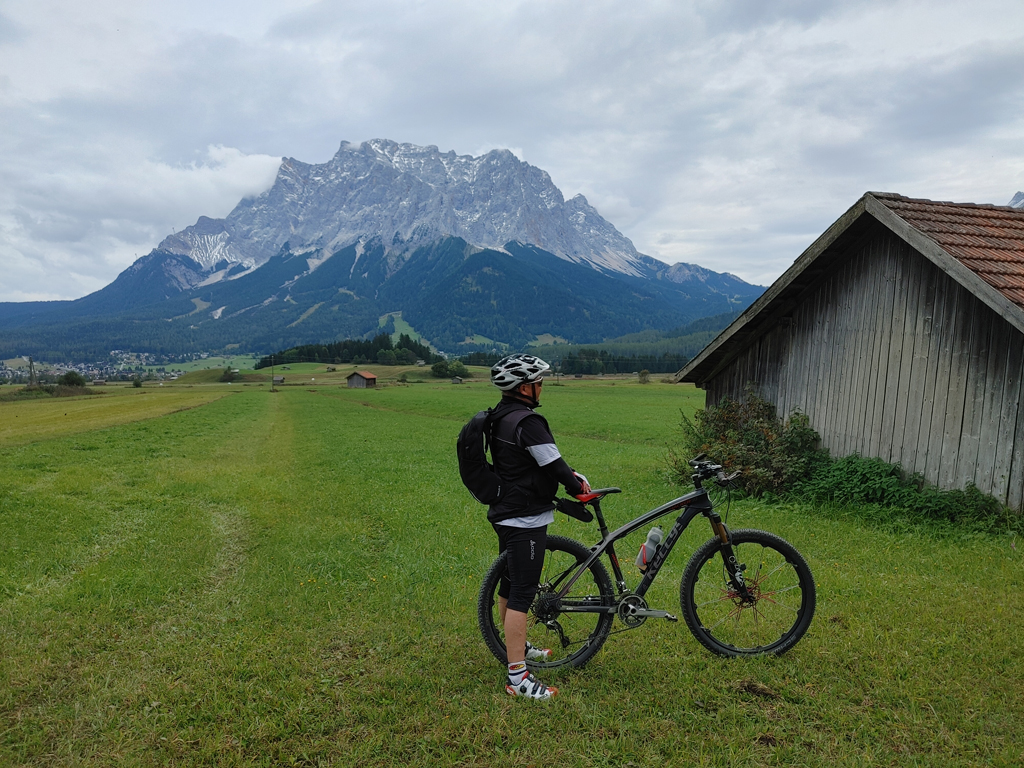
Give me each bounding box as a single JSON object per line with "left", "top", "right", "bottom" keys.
{"left": 1, "top": 375, "right": 1021, "bottom": 766}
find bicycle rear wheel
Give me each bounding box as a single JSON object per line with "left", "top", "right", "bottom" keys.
{"left": 478, "top": 535, "right": 615, "bottom": 670}
{"left": 680, "top": 528, "right": 815, "bottom": 657}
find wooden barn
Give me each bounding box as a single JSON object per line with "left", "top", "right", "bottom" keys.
{"left": 677, "top": 192, "right": 1024, "bottom": 509}
{"left": 346, "top": 371, "right": 377, "bottom": 389}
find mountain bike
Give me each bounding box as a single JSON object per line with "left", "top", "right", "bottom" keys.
{"left": 477, "top": 455, "right": 816, "bottom": 669}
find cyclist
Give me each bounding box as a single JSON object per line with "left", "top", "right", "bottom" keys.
{"left": 487, "top": 353, "right": 591, "bottom": 700}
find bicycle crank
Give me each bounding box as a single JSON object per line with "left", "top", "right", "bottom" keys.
{"left": 632, "top": 609, "right": 677, "bottom": 621}
{"left": 617, "top": 595, "right": 678, "bottom": 627}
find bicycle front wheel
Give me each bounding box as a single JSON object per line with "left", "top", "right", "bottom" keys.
{"left": 680, "top": 529, "right": 815, "bottom": 657}
{"left": 477, "top": 535, "right": 615, "bottom": 670}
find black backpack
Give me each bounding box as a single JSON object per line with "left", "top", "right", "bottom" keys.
{"left": 456, "top": 405, "right": 529, "bottom": 504}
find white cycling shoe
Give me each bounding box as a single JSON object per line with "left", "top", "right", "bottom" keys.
{"left": 506, "top": 673, "right": 558, "bottom": 701}
{"left": 525, "top": 642, "right": 552, "bottom": 662}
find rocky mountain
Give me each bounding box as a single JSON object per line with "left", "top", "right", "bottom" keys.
{"left": 1009, "top": 192, "right": 1024, "bottom": 209}
{"left": 156, "top": 139, "right": 654, "bottom": 288}
{"left": 0, "top": 140, "right": 764, "bottom": 360}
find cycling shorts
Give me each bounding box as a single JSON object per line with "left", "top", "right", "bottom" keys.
{"left": 493, "top": 523, "right": 548, "bottom": 614}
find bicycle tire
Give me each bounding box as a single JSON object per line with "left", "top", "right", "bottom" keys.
{"left": 680, "top": 528, "right": 815, "bottom": 657}
{"left": 477, "top": 535, "right": 615, "bottom": 670}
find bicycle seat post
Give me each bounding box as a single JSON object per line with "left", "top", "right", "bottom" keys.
{"left": 592, "top": 498, "right": 611, "bottom": 540}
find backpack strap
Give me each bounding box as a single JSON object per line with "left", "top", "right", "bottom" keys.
{"left": 489, "top": 402, "right": 536, "bottom": 450}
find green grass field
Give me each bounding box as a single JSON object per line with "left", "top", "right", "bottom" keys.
{"left": 1, "top": 381, "right": 1021, "bottom": 766}
{"left": 145, "top": 355, "right": 261, "bottom": 373}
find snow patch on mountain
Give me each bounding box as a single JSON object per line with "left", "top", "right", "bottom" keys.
{"left": 158, "top": 216, "right": 252, "bottom": 271}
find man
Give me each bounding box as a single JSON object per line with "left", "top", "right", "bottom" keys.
{"left": 487, "top": 354, "right": 591, "bottom": 700}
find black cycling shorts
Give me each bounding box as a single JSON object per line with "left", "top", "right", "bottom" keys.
{"left": 493, "top": 523, "right": 548, "bottom": 614}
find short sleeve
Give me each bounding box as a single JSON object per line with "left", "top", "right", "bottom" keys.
{"left": 517, "top": 415, "right": 562, "bottom": 467}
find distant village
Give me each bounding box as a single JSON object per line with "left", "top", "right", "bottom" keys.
{"left": 0, "top": 350, "right": 221, "bottom": 385}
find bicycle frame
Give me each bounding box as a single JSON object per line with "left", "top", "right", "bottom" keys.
{"left": 554, "top": 484, "right": 744, "bottom": 612}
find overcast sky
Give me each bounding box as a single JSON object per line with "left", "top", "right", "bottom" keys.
{"left": 2, "top": 0, "right": 1022, "bottom": 302}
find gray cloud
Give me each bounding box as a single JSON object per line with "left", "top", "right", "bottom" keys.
{"left": 1, "top": 0, "right": 1022, "bottom": 300}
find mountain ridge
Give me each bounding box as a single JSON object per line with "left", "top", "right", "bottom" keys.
{"left": 0, "top": 139, "right": 766, "bottom": 360}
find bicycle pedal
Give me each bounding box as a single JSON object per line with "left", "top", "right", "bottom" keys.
{"left": 664, "top": 613, "right": 678, "bottom": 622}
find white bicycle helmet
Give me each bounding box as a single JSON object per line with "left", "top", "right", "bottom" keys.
{"left": 490, "top": 354, "right": 550, "bottom": 390}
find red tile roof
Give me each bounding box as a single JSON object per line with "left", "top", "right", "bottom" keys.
{"left": 346, "top": 370, "right": 377, "bottom": 380}
{"left": 873, "top": 193, "right": 1024, "bottom": 309}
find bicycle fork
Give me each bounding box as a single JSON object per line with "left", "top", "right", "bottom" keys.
{"left": 706, "top": 509, "right": 753, "bottom": 599}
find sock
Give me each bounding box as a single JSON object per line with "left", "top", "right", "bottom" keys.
{"left": 507, "top": 661, "right": 528, "bottom": 686}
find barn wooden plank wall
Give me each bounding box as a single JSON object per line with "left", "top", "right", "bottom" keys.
{"left": 705, "top": 230, "right": 1024, "bottom": 509}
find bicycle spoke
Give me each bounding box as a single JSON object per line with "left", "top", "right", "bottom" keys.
{"left": 755, "top": 595, "right": 800, "bottom": 613}
{"left": 751, "top": 560, "right": 789, "bottom": 585}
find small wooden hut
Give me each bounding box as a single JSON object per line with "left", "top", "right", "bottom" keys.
{"left": 346, "top": 371, "right": 378, "bottom": 389}
{"left": 677, "top": 192, "right": 1024, "bottom": 509}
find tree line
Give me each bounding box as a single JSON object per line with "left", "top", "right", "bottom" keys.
{"left": 457, "top": 349, "right": 689, "bottom": 375}
{"left": 254, "top": 333, "right": 440, "bottom": 369}
{"left": 554, "top": 349, "right": 689, "bottom": 375}
{"left": 255, "top": 336, "right": 689, "bottom": 376}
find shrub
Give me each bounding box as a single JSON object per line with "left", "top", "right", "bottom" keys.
{"left": 1, "top": 384, "right": 101, "bottom": 401}
{"left": 670, "top": 388, "right": 825, "bottom": 496}
{"left": 53, "top": 385, "right": 96, "bottom": 397}
{"left": 58, "top": 371, "right": 88, "bottom": 387}
{"left": 638, "top": 369, "right": 651, "bottom": 384}
{"left": 792, "top": 454, "right": 1020, "bottom": 534}
{"left": 671, "top": 388, "right": 1020, "bottom": 533}
{"left": 132, "top": 377, "right": 143, "bottom": 388}
{"left": 430, "top": 361, "right": 449, "bottom": 378}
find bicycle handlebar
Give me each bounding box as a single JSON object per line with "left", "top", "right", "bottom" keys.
{"left": 687, "top": 454, "right": 740, "bottom": 486}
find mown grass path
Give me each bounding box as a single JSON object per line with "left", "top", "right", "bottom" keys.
{"left": 1, "top": 382, "right": 1021, "bottom": 766}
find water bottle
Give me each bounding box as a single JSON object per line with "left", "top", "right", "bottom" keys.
{"left": 635, "top": 527, "right": 663, "bottom": 571}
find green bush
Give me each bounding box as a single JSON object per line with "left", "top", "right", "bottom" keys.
{"left": 0, "top": 383, "right": 101, "bottom": 401}
{"left": 670, "top": 388, "right": 825, "bottom": 496}
{"left": 430, "top": 361, "right": 449, "bottom": 378}
{"left": 672, "top": 388, "right": 1020, "bottom": 533}
{"left": 793, "top": 454, "right": 1020, "bottom": 534}
{"left": 57, "top": 371, "right": 88, "bottom": 387}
